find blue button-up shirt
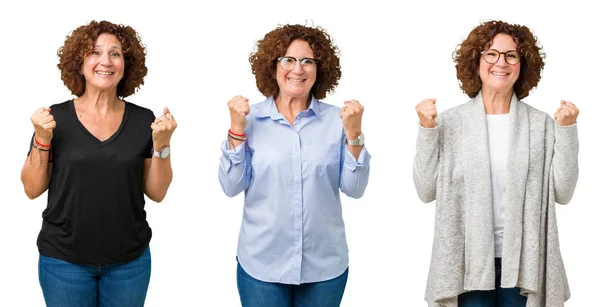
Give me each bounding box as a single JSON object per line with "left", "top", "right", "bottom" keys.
{"left": 219, "top": 96, "right": 371, "bottom": 284}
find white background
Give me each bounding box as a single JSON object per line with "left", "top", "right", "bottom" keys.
{"left": 1, "top": 0, "right": 598, "bottom": 306}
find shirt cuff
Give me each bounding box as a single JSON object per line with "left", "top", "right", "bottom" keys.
{"left": 419, "top": 122, "right": 439, "bottom": 130}
{"left": 555, "top": 122, "right": 577, "bottom": 129}
{"left": 221, "top": 139, "right": 246, "bottom": 164}
{"left": 343, "top": 145, "right": 371, "bottom": 171}
{"left": 554, "top": 122, "right": 578, "bottom": 146}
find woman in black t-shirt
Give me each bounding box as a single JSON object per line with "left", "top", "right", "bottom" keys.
{"left": 21, "top": 20, "right": 176, "bottom": 307}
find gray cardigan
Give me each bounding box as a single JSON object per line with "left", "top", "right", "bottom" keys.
{"left": 413, "top": 92, "right": 579, "bottom": 307}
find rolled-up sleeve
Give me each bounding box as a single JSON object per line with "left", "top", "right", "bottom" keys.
{"left": 340, "top": 145, "right": 371, "bottom": 199}
{"left": 218, "top": 139, "right": 252, "bottom": 197}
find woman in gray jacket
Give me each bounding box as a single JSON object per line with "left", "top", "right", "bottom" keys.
{"left": 414, "top": 20, "right": 579, "bottom": 307}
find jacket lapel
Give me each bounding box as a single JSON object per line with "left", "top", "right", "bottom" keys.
{"left": 501, "top": 93, "right": 530, "bottom": 286}
{"left": 462, "top": 92, "right": 495, "bottom": 289}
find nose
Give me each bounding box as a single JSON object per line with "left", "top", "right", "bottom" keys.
{"left": 99, "top": 53, "right": 112, "bottom": 66}
{"left": 495, "top": 54, "right": 509, "bottom": 67}
{"left": 292, "top": 60, "right": 304, "bottom": 73}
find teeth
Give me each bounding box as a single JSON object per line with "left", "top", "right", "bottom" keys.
{"left": 491, "top": 72, "right": 508, "bottom": 76}
{"left": 289, "top": 78, "right": 304, "bottom": 82}
{"left": 96, "top": 71, "right": 113, "bottom": 75}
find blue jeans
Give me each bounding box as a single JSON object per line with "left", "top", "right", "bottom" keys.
{"left": 38, "top": 247, "right": 151, "bottom": 307}
{"left": 237, "top": 262, "right": 348, "bottom": 307}
{"left": 458, "top": 258, "right": 527, "bottom": 307}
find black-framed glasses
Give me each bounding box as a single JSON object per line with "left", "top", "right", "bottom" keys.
{"left": 481, "top": 49, "right": 521, "bottom": 65}
{"left": 277, "top": 56, "right": 319, "bottom": 72}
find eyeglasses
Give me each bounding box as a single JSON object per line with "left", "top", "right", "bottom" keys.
{"left": 277, "top": 56, "right": 318, "bottom": 72}
{"left": 481, "top": 49, "right": 521, "bottom": 65}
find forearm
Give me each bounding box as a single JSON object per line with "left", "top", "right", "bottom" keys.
{"left": 228, "top": 124, "right": 245, "bottom": 150}
{"left": 343, "top": 128, "right": 363, "bottom": 160}
{"left": 144, "top": 156, "right": 173, "bottom": 203}
{"left": 21, "top": 146, "right": 51, "bottom": 199}
{"left": 346, "top": 144, "right": 362, "bottom": 160}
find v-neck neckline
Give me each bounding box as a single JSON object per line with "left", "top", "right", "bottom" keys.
{"left": 69, "top": 99, "right": 129, "bottom": 147}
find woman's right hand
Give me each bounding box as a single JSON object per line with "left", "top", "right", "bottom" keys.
{"left": 31, "top": 107, "right": 56, "bottom": 144}
{"left": 415, "top": 98, "right": 437, "bottom": 128}
{"left": 228, "top": 95, "right": 250, "bottom": 133}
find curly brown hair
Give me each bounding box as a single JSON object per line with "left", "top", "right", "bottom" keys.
{"left": 453, "top": 20, "right": 545, "bottom": 100}
{"left": 249, "top": 24, "right": 341, "bottom": 100}
{"left": 57, "top": 20, "right": 147, "bottom": 97}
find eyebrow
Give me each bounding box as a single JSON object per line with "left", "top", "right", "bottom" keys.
{"left": 94, "top": 45, "right": 122, "bottom": 50}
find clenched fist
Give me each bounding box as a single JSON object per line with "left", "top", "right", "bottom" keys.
{"left": 415, "top": 98, "right": 437, "bottom": 128}
{"left": 554, "top": 100, "right": 579, "bottom": 126}
{"left": 339, "top": 99, "right": 364, "bottom": 139}
{"left": 228, "top": 95, "right": 250, "bottom": 134}
{"left": 151, "top": 107, "right": 177, "bottom": 150}
{"left": 30, "top": 107, "right": 56, "bottom": 144}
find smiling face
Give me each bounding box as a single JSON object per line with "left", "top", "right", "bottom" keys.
{"left": 275, "top": 39, "right": 317, "bottom": 101}
{"left": 81, "top": 33, "right": 125, "bottom": 93}
{"left": 479, "top": 33, "right": 520, "bottom": 95}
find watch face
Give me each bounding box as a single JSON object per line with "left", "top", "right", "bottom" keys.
{"left": 160, "top": 147, "right": 170, "bottom": 158}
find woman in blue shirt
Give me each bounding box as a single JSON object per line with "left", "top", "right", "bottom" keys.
{"left": 219, "top": 24, "right": 371, "bottom": 307}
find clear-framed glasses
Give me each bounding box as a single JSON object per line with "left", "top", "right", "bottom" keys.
{"left": 481, "top": 49, "right": 521, "bottom": 65}
{"left": 277, "top": 56, "right": 319, "bottom": 72}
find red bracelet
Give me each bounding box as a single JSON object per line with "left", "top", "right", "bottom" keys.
{"left": 34, "top": 137, "right": 51, "bottom": 148}
{"left": 228, "top": 129, "right": 246, "bottom": 137}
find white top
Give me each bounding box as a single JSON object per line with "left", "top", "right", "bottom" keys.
{"left": 487, "top": 114, "right": 510, "bottom": 258}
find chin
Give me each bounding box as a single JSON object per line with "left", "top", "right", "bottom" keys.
{"left": 283, "top": 91, "right": 308, "bottom": 99}
{"left": 92, "top": 83, "right": 117, "bottom": 91}
{"left": 487, "top": 83, "right": 514, "bottom": 93}
{"left": 293, "top": 92, "right": 309, "bottom": 98}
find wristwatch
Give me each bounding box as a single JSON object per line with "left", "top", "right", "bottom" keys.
{"left": 346, "top": 133, "right": 365, "bottom": 146}
{"left": 154, "top": 146, "right": 171, "bottom": 159}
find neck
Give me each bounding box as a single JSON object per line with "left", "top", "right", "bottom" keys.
{"left": 275, "top": 94, "right": 311, "bottom": 115}
{"left": 482, "top": 87, "right": 512, "bottom": 114}
{"left": 76, "top": 88, "right": 120, "bottom": 116}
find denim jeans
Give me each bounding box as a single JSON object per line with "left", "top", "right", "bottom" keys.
{"left": 458, "top": 258, "right": 527, "bottom": 307}
{"left": 237, "top": 261, "right": 348, "bottom": 307}
{"left": 38, "top": 247, "right": 151, "bottom": 307}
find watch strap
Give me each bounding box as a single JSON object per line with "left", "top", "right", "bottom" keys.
{"left": 153, "top": 146, "right": 170, "bottom": 159}
{"left": 345, "top": 133, "right": 364, "bottom": 146}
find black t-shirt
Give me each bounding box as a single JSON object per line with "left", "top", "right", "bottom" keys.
{"left": 31, "top": 100, "right": 155, "bottom": 265}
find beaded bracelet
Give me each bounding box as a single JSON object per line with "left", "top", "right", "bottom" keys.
{"left": 228, "top": 133, "right": 247, "bottom": 142}
{"left": 30, "top": 142, "right": 51, "bottom": 166}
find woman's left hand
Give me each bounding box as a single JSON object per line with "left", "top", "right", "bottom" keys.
{"left": 151, "top": 107, "right": 177, "bottom": 149}
{"left": 554, "top": 100, "right": 579, "bottom": 126}
{"left": 340, "top": 99, "right": 364, "bottom": 140}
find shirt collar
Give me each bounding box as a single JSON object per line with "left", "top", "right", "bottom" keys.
{"left": 254, "top": 96, "right": 321, "bottom": 120}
